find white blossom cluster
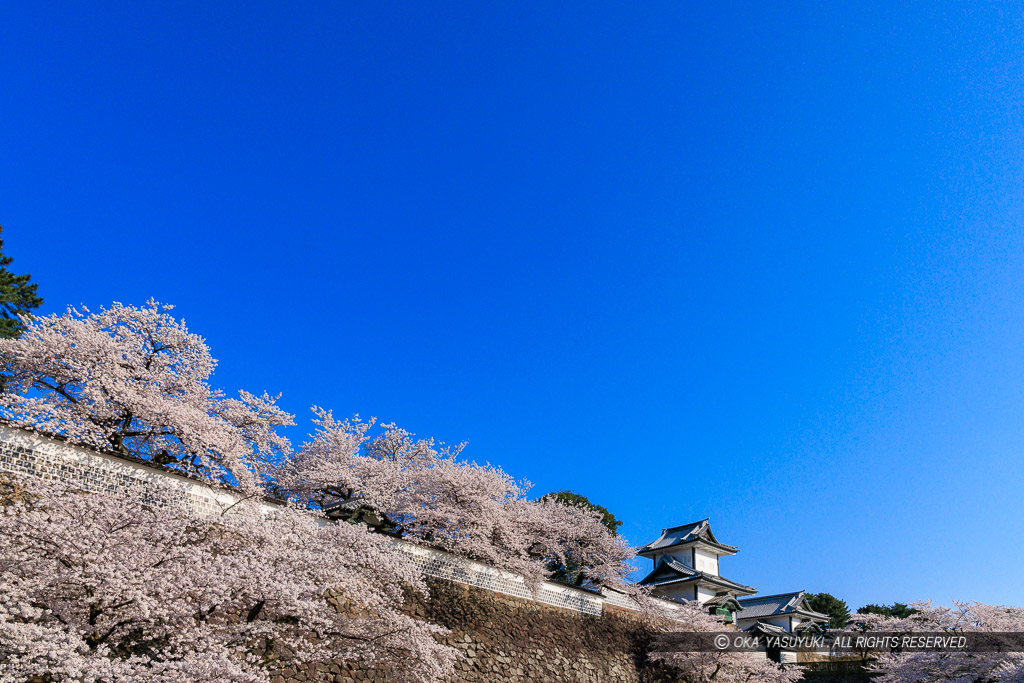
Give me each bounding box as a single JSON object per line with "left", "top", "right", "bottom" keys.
{"left": 0, "top": 476, "right": 456, "bottom": 682}
{"left": 845, "top": 602, "right": 1024, "bottom": 682}
{"left": 276, "top": 410, "right": 637, "bottom": 591}
{"left": 0, "top": 300, "right": 293, "bottom": 491}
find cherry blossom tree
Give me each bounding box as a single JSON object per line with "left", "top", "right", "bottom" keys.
{"left": 846, "top": 601, "right": 1024, "bottom": 682}
{"left": 536, "top": 491, "right": 624, "bottom": 587}
{"left": 0, "top": 474, "right": 458, "bottom": 683}
{"left": 0, "top": 300, "right": 293, "bottom": 489}
{"left": 276, "top": 410, "right": 636, "bottom": 589}
{"left": 648, "top": 600, "right": 804, "bottom": 683}
{"left": 520, "top": 495, "right": 637, "bottom": 590}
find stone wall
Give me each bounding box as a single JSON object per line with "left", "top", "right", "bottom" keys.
{"left": 282, "top": 579, "right": 683, "bottom": 683}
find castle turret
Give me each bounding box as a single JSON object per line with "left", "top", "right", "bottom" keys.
{"left": 637, "top": 518, "right": 756, "bottom": 621}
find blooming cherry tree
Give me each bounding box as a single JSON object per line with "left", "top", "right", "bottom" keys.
{"left": 0, "top": 475, "right": 457, "bottom": 682}
{"left": 847, "top": 601, "right": 1024, "bottom": 682}
{"left": 277, "top": 410, "right": 635, "bottom": 589}
{"left": 0, "top": 300, "right": 293, "bottom": 488}
{"left": 518, "top": 496, "right": 637, "bottom": 589}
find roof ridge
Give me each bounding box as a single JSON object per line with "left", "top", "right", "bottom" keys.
{"left": 738, "top": 591, "right": 802, "bottom": 602}
{"left": 663, "top": 557, "right": 697, "bottom": 574}
{"left": 784, "top": 591, "right": 806, "bottom": 610}
{"left": 662, "top": 518, "right": 709, "bottom": 532}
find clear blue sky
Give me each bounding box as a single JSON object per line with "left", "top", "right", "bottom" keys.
{"left": 3, "top": 3, "right": 1023, "bottom": 610}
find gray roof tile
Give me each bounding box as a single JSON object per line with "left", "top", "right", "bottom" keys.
{"left": 744, "top": 621, "right": 790, "bottom": 636}
{"left": 638, "top": 519, "right": 739, "bottom": 556}
{"left": 736, "top": 591, "right": 829, "bottom": 621}
{"left": 639, "top": 557, "right": 756, "bottom": 594}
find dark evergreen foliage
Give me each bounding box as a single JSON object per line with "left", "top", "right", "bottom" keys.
{"left": 806, "top": 592, "right": 851, "bottom": 629}
{"left": 857, "top": 602, "right": 918, "bottom": 619}
{"left": 0, "top": 226, "right": 43, "bottom": 338}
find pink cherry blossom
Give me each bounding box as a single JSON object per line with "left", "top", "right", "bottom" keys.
{"left": 0, "top": 300, "right": 294, "bottom": 490}
{"left": 276, "top": 410, "right": 636, "bottom": 590}
{"left": 846, "top": 601, "right": 1024, "bottom": 682}
{"left": 0, "top": 474, "right": 457, "bottom": 682}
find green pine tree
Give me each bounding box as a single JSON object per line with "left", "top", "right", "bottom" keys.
{"left": 0, "top": 226, "right": 43, "bottom": 338}
{"left": 857, "top": 602, "right": 918, "bottom": 619}
{"left": 807, "top": 592, "right": 851, "bottom": 629}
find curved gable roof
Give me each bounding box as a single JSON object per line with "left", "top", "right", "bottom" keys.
{"left": 637, "top": 519, "right": 739, "bottom": 557}
{"left": 638, "top": 557, "right": 756, "bottom": 595}
{"left": 736, "top": 591, "right": 829, "bottom": 622}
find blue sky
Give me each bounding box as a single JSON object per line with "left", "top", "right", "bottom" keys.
{"left": 3, "top": 3, "right": 1024, "bottom": 610}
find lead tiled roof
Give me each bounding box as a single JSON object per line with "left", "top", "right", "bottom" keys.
{"left": 637, "top": 519, "right": 739, "bottom": 557}
{"left": 641, "top": 557, "right": 697, "bottom": 581}
{"left": 705, "top": 592, "right": 743, "bottom": 608}
{"left": 638, "top": 557, "right": 756, "bottom": 595}
{"left": 736, "top": 591, "right": 828, "bottom": 622}
{"left": 744, "top": 621, "right": 790, "bottom": 636}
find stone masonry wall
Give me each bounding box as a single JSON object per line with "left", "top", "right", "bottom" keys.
{"left": 280, "top": 579, "right": 683, "bottom": 683}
